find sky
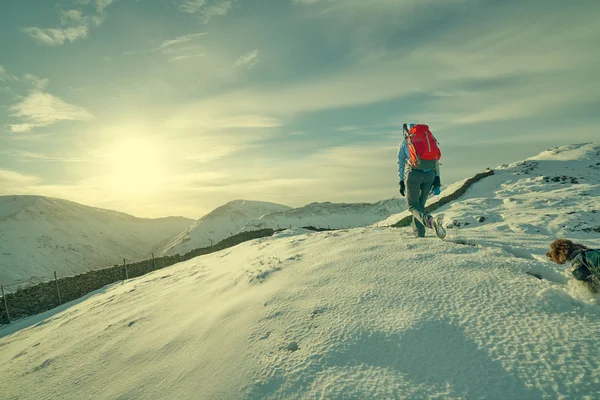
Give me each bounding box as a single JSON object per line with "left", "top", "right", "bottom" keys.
{"left": 1, "top": 0, "right": 599, "bottom": 219}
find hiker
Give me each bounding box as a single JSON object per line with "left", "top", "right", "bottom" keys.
{"left": 546, "top": 239, "right": 600, "bottom": 291}
{"left": 397, "top": 123, "right": 445, "bottom": 239}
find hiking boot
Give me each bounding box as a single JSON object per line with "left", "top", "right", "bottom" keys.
{"left": 432, "top": 216, "right": 446, "bottom": 239}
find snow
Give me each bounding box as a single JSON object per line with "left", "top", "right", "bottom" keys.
{"left": 1, "top": 143, "right": 600, "bottom": 399}
{"left": 0, "top": 196, "right": 193, "bottom": 288}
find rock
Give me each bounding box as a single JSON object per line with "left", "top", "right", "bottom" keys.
{"left": 286, "top": 341, "right": 299, "bottom": 352}
{"left": 478, "top": 216, "right": 486, "bottom": 223}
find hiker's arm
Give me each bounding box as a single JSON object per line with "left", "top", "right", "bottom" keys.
{"left": 397, "top": 142, "right": 408, "bottom": 180}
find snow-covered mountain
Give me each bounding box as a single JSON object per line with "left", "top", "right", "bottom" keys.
{"left": 159, "top": 200, "right": 292, "bottom": 256}
{"left": 240, "top": 198, "right": 408, "bottom": 232}
{"left": 2, "top": 143, "right": 600, "bottom": 399}
{"left": 0, "top": 196, "right": 194, "bottom": 287}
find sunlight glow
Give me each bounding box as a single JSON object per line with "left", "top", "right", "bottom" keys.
{"left": 102, "top": 136, "right": 170, "bottom": 196}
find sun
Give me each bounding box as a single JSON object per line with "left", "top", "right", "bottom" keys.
{"left": 102, "top": 136, "right": 170, "bottom": 196}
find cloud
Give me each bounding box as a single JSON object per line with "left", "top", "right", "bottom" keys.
{"left": 21, "top": 74, "right": 49, "bottom": 90}
{"left": 0, "top": 65, "right": 13, "bottom": 82}
{"left": 184, "top": 147, "right": 238, "bottom": 163}
{"left": 170, "top": 54, "right": 205, "bottom": 62}
{"left": 179, "top": 0, "right": 207, "bottom": 13}
{"left": 167, "top": 112, "right": 282, "bottom": 130}
{"left": 96, "top": 0, "right": 113, "bottom": 12}
{"left": 8, "top": 91, "right": 95, "bottom": 133}
{"left": 178, "top": 0, "right": 233, "bottom": 22}
{"left": 155, "top": 32, "right": 208, "bottom": 51}
{"left": 234, "top": 50, "right": 259, "bottom": 69}
{"left": 1, "top": 150, "right": 90, "bottom": 163}
{"left": 184, "top": 2, "right": 600, "bottom": 129}
{"left": 123, "top": 33, "right": 207, "bottom": 57}
{"left": 23, "top": 4, "right": 110, "bottom": 45}
{"left": 0, "top": 169, "right": 41, "bottom": 195}
{"left": 23, "top": 26, "right": 89, "bottom": 45}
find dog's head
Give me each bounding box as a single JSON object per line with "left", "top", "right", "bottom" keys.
{"left": 546, "top": 239, "right": 588, "bottom": 264}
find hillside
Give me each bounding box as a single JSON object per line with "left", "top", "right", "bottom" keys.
{"left": 159, "top": 200, "right": 292, "bottom": 256}
{"left": 240, "top": 198, "right": 408, "bottom": 232}
{"left": 0, "top": 196, "right": 194, "bottom": 287}
{"left": 1, "top": 143, "right": 599, "bottom": 399}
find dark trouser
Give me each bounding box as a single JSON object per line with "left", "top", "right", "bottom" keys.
{"left": 406, "top": 169, "right": 435, "bottom": 237}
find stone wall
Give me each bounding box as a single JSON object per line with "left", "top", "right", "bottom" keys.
{"left": 392, "top": 169, "right": 495, "bottom": 228}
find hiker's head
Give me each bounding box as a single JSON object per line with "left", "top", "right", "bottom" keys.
{"left": 546, "top": 239, "right": 589, "bottom": 264}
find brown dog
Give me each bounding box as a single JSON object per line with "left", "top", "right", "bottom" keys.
{"left": 546, "top": 239, "right": 589, "bottom": 264}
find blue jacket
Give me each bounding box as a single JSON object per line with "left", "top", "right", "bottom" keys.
{"left": 397, "top": 139, "right": 440, "bottom": 181}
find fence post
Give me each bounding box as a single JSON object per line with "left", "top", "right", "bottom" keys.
{"left": 177, "top": 254, "right": 181, "bottom": 263}
{"left": 152, "top": 253, "right": 156, "bottom": 271}
{"left": 54, "top": 271, "right": 62, "bottom": 305}
{"left": 209, "top": 239, "right": 213, "bottom": 247}
{"left": 1, "top": 284, "right": 10, "bottom": 324}
{"left": 123, "top": 259, "right": 129, "bottom": 280}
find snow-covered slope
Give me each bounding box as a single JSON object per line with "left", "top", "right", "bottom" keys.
{"left": 1, "top": 143, "right": 600, "bottom": 399}
{"left": 241, "top": 198, "right": 407, "bottom": 232}
{"left": 159, "top": 200, "right": 292, "bottom": 256}
{"left": 2, "top": 227, "right": 599, "bottom": 399}
{"left": 0, "top": 196, "right": 193, "bottom": 287}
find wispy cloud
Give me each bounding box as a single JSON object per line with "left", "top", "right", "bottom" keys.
{"left": 8, "top": 91, "right": 95, "bottom": 133}
{"left": 1, "top": 150, "right": 90, "bottom": 163}
{"left": 21, "top": 74, "right": 49, "bottom": 90}
{"left": 178, "top": 0, "right": 233, "bottom": 23}
{"left": 0, "top": 169, "right": 41, "bottom": 195}
{"left": 167, "top": 112, "right": 282, "bottom": 131}
{"left": 23, "top": 25, "right": 90, "bottom": 46}
{"left": 23, "top": 3, "right": 111, "bottom": 45}
{"left": 170, "top": 54, "right": 205, "bottom": 62}
{"left": 123, "top": 33, "right": 207, "bottom": 56}
{"left": 155, "top": 32, "right": 207, "bottom": 51}
{"left": 234, "top": 49, "right": 259, "bottom": 69}
{"left": 96, "top": 0, "right": 113, "bottom": 12}
{"left": 184, "top": 146, "right": 238, "bottom": 163}
{"left": 0, "top": 65, "right": 15, "bottom": 82}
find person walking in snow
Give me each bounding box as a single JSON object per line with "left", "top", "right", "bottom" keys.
{"left": 546, "top": 239, "right": 600, "bottom": 292}
{"left": 398, "top": 123, "right": 445, "bottom": 239}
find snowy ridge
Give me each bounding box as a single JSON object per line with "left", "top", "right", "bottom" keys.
{"left": 159, "top": 200, "right": 291, "bottom": 256}
{"left": 241, "top": 198, "right": 408, "bottom": 232}
{"left": 1, "top": 143, "right": 600, "bottom": 399}
{"left": 0, "top": 196, "right": 193, "bottom": 287}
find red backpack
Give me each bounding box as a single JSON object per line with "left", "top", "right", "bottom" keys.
{"left": 406, "top": 124, "right": 441, "bottom": 170}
